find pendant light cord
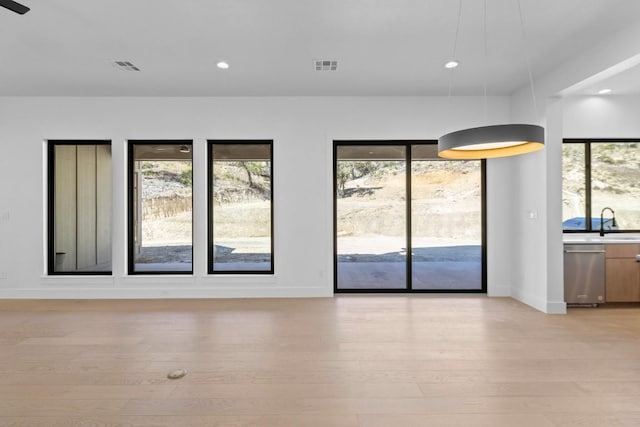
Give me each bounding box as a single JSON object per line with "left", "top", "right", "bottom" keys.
{"left": 446, "top": 0, "right": 538, "bottom": 121}
{"left": 516, "top": 0, "right": 538, "bottom": 116}
{"left": 483, "top": 0, "right": 488, "bottom": 124}
{"left": 447, "top": 0, "right": 463, "bottom": 100}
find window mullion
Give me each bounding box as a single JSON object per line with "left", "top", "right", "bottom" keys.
{"left": 585, "top": 142, "right": 592, "bottom": 232}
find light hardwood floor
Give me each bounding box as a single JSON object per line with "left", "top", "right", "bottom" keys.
{"left": 1, "top": 296, "right": 640, "bottom": 426}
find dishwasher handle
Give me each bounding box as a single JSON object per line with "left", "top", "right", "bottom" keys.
{"left": 564, "top": 249, "right": 606, "bottom": 254}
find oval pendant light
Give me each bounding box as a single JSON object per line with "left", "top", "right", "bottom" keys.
{"left": 438, "top": 0, "right": 544, "bottom": 160}
{"left": 438, "top": 124, "right": 544, "bottom": 159}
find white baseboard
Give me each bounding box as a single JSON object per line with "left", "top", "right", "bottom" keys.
{"left": 0, "top": 286, "right": 333, "bottom": 299}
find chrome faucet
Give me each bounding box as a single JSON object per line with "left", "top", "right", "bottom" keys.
{"left": 600, "top": 207, "right": 617, "bottom": 237}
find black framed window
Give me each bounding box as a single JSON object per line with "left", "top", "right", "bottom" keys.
{"left": 48, "top": 141, "right": 112, "bottom": 275}
{"left": 208, "top": 141, "right": 274, "bottom": 274}
{"left": 563, "top": 139, "right": 640, "bottom": 232}
{"left": 128, "top": 141, "right": 193, "bottom": 274}
{"left": 334, "top": 141, "right": 486, "bottom": 293}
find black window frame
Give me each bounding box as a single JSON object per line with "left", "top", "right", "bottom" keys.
{"left": 333, "top": 140, "right": 487, "bottom": 293}
{"left": 207, "top": 140, "right": 275, "bottom": 275}
{"left": 563, "top": 138, "right": 640, "bottom": 234}
{"left": 127, "top": 140, "right": 194, "bottom": 275}
{"left": 47, "top": 140, "right": 113, "bottom": 276}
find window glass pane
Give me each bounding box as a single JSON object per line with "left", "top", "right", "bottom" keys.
{"left": 562, "top": 143, "right": 587, "bottom": 230}
{"left": 50, "top": 142, "right": 112, "bottom": 273}
{"left": 591, "top": 142, "right": 640, "bottom": 230}
{"left": 411, "top": 150, "right": 482, "bottom": 290}
{"left": 335, "top": 145, "right": 407, "bottom": 289}
{"left": 130, "top": 142, "right": 192, "bottom": 273}
{"left": 210, "top": 143, "right": 272, "bottom": 273}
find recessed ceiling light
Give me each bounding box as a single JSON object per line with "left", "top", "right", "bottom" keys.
{"left": 216, "top": 61, "right": 230, "bottom": 69}
{"left": 444, "top": 60, "right": 459, "bottom": 69}
{"left": 598, "top": 88, "right": 612, "bottom": 95}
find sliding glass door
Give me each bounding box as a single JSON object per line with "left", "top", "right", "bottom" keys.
{"left": 335, "top": 145, "right": 407, "bottom": 289}
{"left": 334, "top": 141, "right": 485, "bottom": 292}
{"left": 410, "top": 144, "right": 483, "bottom": 290}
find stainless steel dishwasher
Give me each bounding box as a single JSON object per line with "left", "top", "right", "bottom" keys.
{"left": 564, "top": 244, "right": 605, "bottom": 306}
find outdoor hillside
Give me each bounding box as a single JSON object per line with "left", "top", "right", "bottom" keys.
{"left": 337, "top": 160, "right": 482, "bottom": 240}
{"left": 140, "top": 161, "right": 271, "bottom": 201}
{"left": 138, "top": 159, "right": 481, "bottom": 245}
{"left": 139, "top": 160, "right": 271, "bottom": 248}
{"left": 563, "top": 142, "right": 640, "bottom": 228}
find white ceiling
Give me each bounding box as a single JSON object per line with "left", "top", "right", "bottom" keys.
{"left": 572, "top": 65, "right": 640, "bottom": 96}
{"left": 1, "top": 0, "right": 640, "bottom": 96}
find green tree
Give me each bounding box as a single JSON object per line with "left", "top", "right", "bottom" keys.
{"left": 336, "top": 162, "right": 355, "bottom": 196}
{"left": 178, "top": 166, "right": 192, "bottom": 186}
{"left": 237, "top": 161, "right": 268, "bottom": 189}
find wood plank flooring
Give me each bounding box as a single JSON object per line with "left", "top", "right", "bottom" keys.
{"left": 1, "top": 296, "right": 640, "bottom": 426}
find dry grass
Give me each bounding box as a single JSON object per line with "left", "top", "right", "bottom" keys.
{"left": 138, "top": 163, "right": 481, "bottom": 262}
{"left": 337, "top": 166, "right": 482, "bottom": 239}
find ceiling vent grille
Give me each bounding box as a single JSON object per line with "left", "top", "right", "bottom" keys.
{"left": 114, "top": 61, "right": 140, "bottom": 71}
{"left": 314, "top": 60, "right": 338, "bottom": 71}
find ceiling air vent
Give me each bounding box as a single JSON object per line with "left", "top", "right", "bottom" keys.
{"left": 114, "top": 61, "right": 140, "bottom": 71}
{"left": 314, "top": 60, "right": 338, "bottom": 71}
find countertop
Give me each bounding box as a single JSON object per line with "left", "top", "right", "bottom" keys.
{"left": 563, "top": 234, "right": 640, "bottom": 244}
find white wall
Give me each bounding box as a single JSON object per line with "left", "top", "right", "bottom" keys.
{"left": 484, "top": 155, "right": 515, "bottom": 297}
{"left": 499, "top": 96, "right": 566, "bottom": 314}
{"left": 564, "top": 96, "right": 640, "bottom": 138}
{"left": 0, "top": 96, "right": 514, "bottom": 299}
